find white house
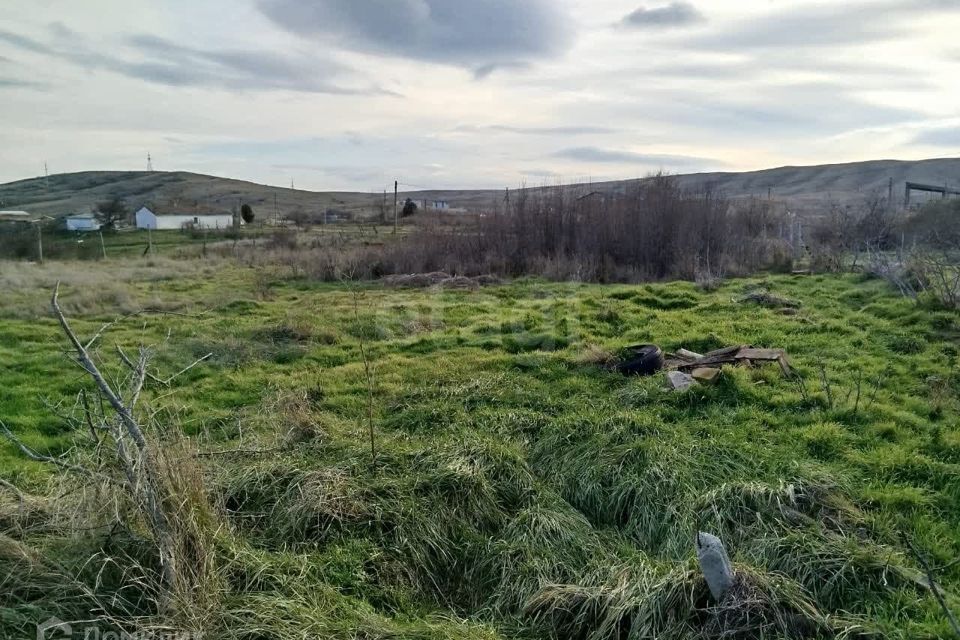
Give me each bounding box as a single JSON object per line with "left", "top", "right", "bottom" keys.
{"left": 418, "top": 200, "right": 450, "bottom": 210}
{"left": 135, "top": 205, "right": 235, "bottom": 230}
{"left": 65, "top": 213, "right": 101, "bottom": 232}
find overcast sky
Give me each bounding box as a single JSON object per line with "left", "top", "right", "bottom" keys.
{"left": 0, "top": 0, "right": 958, "bottom": 191}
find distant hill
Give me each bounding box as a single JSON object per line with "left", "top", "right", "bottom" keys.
{"left": 0, "top": 171, "right": 389, "bottom": 221}
{"left": 1, "top": 158, "right": 958, "bottom": 220}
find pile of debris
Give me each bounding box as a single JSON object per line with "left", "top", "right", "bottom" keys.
{"left": 617, "top": 343, "right": 793, "bottom": 390}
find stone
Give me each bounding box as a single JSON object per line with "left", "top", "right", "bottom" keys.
{"left": 696, "top": 531, "right": 734, "bottom": 601}
{"left": 691, "top": 367, "right": 721, "bottom": 384}
{"left": 666, "top": 370, "right": 696, "bottom": 391}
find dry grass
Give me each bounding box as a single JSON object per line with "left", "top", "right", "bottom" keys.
{"left": 0, "top": 257, "right": 228, "bottom": 318}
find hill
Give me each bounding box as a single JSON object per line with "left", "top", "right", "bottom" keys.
{"left": 1, "top": 157, "right": 958, "bottom": 219}
{"left": 0, "top": 170, "right": 388, "bottom": 221}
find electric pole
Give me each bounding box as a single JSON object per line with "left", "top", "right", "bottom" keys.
{"left": 393, "top": 180, "right": 398, "bottom": 234}
{"left": 36, "top": 221, "right": 43, "bottom": 264}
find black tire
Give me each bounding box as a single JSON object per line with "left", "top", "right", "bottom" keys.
{"left": 617, "top": 344, "right": 664, "bottom": 376}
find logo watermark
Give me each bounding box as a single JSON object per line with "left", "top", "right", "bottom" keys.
{"left": 37, "top": 617, "right": 202, "bottom": 640}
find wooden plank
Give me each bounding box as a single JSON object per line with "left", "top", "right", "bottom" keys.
{"left": 704, "top": 345, "right": 743, "bottom": 358}
{"left": 736, "top": 348, "right": 785, "bottom": 361}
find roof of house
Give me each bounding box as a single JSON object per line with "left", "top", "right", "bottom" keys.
{"left": 140, "top": 203, "right": 232, "bottom": 217}
{"left": 0, "top": 210, "right": 31, "bottom": 217}
{"left": 66, "top": 213, "right": 98, "bottom": 219}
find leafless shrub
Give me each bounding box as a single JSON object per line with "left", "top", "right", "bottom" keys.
{"left": 810, "top": 192, "right": 900, "bottom": 271}
{"left": 1, "top": 287, "right": 222, "bottom": 631}
{"left": 908, "top": 250, "right": 960, "bottom": 309}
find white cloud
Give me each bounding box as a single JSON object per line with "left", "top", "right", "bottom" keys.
{"left": 0, "top": 0, "right": 957, "bottom": 190}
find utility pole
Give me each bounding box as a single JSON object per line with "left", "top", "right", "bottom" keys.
{"left": 43, "top": 162, "right": 49, "bottom": 191}
{"left": 36, "top": 221, "right": 43, "bottom": 264}
{"left": 147, "top": 226, "right": 153, "bottom": 254}
{"left": 99, "top": 230, "right": 107, "bottom": 259}
{"left": 147, "top": 152, "right": 153, "bottom": 172}
{"left": 888, "top": 177, "right": 893, "bottom": 209}
{"left": 393, "top": 180, "right": 398, "bottom": 234}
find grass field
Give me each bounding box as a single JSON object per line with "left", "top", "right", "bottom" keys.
{"left": 1, "top": 260, "right": 959, "bottom": 638}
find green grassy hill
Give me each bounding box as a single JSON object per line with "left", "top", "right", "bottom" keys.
{"left": 1, "top": 262, "right": 959, "bottom": 638}
{"left": 3, "top": 156, "right": 959, "bottom": 220}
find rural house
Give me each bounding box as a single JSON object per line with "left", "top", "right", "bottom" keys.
{"left": 65, "top": 213, "right": 101, "bottom": 232}
{"left": 135, "top": 204, "right": 235, "bottom": 230}
{"left": 419, "top": 199, "right": 450, "bottom": 210}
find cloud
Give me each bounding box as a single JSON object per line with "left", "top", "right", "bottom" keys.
{"left": 0, "top": 25, "right": 384, "bottom": 95}
{"left": 455, "top": 124, "right": 616, "bottom": 136}
{"left": 257, "top": 0, "right": 573, "bottom": 75}
{"left": 912, "top": 126, "right": 960, "bottom": 147}
{"left": 554, "top": 146, "right": 718, "bottom": 169}
{"left": 688, "top": 0, "right": 960, "bottom": 50}
{"left": 472, "top": 61, "right": 530, "bottom": 80}
{"left": 120, "top": 34, "right": 383, "bottom": 94}
{"left": 0, "top": 77, "right": 46, "bottom": 89}
{"left": 0, "top": 30, "right": 54, "bottom": 55}
{"left": 621, "top": 2, "right": 704, "bottom": 29}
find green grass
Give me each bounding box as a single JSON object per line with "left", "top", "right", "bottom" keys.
{"left": 1, "top": 262, "right": 959, "bottom": 638}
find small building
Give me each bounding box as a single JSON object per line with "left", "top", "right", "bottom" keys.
{"left": 135, "top": 205, "right": 235, "bottom": 230}
{"left": 65, "top": 213, "right": 101, "bottom": 232}
{"left": 0, "top": 210, "right": 31, "bottom": 220}
{"left": 418, "top": 200, "right": 450, "bottom": 210}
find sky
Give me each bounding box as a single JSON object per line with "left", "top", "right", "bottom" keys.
{"left": 0, "top": 0, "right": 958, "bottom": 192}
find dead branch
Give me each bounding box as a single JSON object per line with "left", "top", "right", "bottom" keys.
{"left": 158, "top": 352, "right": 212, "bottom": 385}
{"left": 50, "top": 283, "right": 178, "bottom": 603}
{"left": 0, "top": 419, "right": 108, "bottom": 481}
{"left": 903, "top": 536, "right": 960, "bottom": 638}
{"left": 117, "top": 345, "right": 163, "bottom": 386}
{"left": 194, "top": 446, "right": 284, "bottom": 458}
{"left": 0, "top": 477, "right": 26, "bottom": 510}
{"left": 117, "top": 345, "right": 212, "bottom": 387}
{"left": 816, "top": 358, "right": 834, "bottom": 409}
{"left": 852, "top": 370, "right": 863, "bottom": 415}
{"left": 52, "top": 283, "right": 150, "bottom": 453}
{"left": 349, "top": 283, "right": 377, "bottom": 467}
